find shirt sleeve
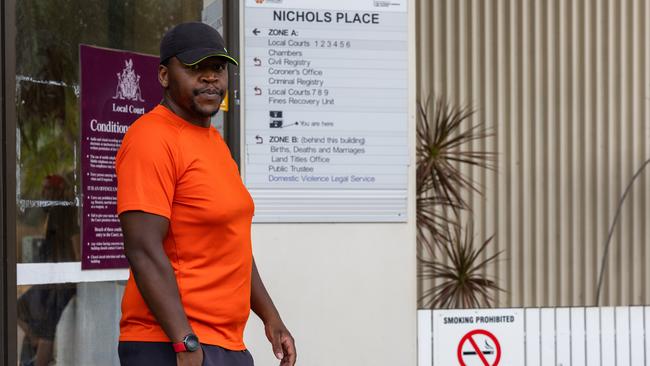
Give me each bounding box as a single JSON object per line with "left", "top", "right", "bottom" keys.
{"left": 115, "top": 124, "right": 179, "bottom": 219}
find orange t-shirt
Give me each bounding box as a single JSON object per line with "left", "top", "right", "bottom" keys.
{"left": 115, "top": 105, "right": 254, "bottom": 350}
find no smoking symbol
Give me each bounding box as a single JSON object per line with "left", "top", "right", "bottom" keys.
{"left": 457, "top": 329, "right": 502, "bottom": 366}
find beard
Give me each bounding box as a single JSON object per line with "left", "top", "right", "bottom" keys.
{"left": 189, "top": 99, "right": 220, "bottom": 118}
{"left": 189, "top": 88, "right": 223, "bottom": 118}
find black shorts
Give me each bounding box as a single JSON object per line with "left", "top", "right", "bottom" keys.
{"left": 118, "top": 341, "right": 254, "bottom": 366}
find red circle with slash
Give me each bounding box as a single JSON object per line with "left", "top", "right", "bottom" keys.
{"left": 457, "top": 329, "right": 501, "bottom": 366}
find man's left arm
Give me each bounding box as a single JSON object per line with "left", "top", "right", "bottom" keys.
{"left": 251, "top": 257, "right": 297, "bottom": 366}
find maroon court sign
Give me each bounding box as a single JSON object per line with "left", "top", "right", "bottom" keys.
{"left": 457, "top": 329, "right": 502, "bottom": 366}
{"left": 80, "top": 44, "right": 161, "bottom": 269}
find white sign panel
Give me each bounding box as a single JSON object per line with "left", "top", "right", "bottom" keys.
{"left": 421, "top": 307, "right": 650, "bottom": 366}
{"left": 243, "top": 0, "right": 409, "bottom": 222}
{"left": 432, "top": 309, "right": 524, "bottom": 366}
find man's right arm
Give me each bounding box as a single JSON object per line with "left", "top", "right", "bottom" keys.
{"left": 119, "top": 210, "right": 202, "bottom": 366}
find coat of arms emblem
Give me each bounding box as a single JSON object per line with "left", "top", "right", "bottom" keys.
{"left": 113, "top": 59, "right": 144, "bottom": 102}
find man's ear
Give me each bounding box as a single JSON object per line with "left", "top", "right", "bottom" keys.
{"left": 158, "top": 64, "right": 169, "bottom": 88}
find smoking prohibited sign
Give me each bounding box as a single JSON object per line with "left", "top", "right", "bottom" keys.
{"left": 432, "top": 309, "right": 524, "bottom": 365}
{"left": 457, "top": 329, "right": 501, "bottom": 366}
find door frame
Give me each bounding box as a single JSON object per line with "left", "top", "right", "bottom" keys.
{"left": 2, "top": 0, "right": 18, "bottom": 364}
{"left": 225, "top": 0, "right": 242, "bottom": 165}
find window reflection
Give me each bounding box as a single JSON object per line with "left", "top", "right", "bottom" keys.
{"left": 15, "top": 0, "right": 204, "bottom": 265}
{"left": 19, "top": 175, "right": 79, "bottom": 264}
{"left": 17, "top": 282, "right": 126, "bottom": 366}
{"left": 17, "top": 283, "right": 76, "bottom": 366}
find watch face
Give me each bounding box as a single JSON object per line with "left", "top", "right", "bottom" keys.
{"left": 184, "top": 334, "right": 200, "bottom": 352}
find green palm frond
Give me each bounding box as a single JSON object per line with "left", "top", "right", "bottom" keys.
{"left": 416, "top": 96, "right": 494, "bottom": 209}
{"left": 416, "top": 95, "right": 503, "bottom": 309}
{"left": 418, "top": 222, "right": 503, "bottom": 309}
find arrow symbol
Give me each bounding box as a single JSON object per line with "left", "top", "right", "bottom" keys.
{"left": 279, "top": 122, "right": 299, "bottom": 129}
{"left": 255, "top": 135, "right": 263, "bottom": 144}
{"left": 253, "top": 57, "right": 262, "bottom": 66}
{"left": 254, "top": 87, "right": 262, "bottom": 96}
{"left": 253, "top": 28, "right": 261, "bottom": 36}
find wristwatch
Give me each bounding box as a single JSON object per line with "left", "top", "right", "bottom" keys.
{"left": 172, "top": 333, "right": 200, "bottom": 353}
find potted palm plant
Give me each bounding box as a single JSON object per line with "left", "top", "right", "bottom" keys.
{"left": 416, "top": 96, "right": 502, "bottom": 309}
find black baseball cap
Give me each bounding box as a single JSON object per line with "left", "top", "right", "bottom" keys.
{"left": 160, "top": 22, "right": 238, "bottom": 66}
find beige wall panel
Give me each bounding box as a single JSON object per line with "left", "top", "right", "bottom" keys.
{"left": 417, "top": 0, "right": 650, "bottom": 307}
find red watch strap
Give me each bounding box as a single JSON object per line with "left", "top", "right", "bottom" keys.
{"left": 172, "top": 341, "right": 187, "bottom": 353}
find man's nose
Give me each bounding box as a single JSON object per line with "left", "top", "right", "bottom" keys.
{"left": 200, "top": 70, "right": 220, "bottom": 83}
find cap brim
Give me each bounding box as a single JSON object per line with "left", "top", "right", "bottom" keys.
{"left": 176, "top": 48, "right": 239, "bottom": 66}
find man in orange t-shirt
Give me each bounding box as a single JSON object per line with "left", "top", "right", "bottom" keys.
{"left": 115, "top": 22, "right": 296, "bottom": 366}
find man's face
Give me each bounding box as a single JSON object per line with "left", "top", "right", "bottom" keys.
{"left": 160, "top": 56, "right": 228, "bottom": 120}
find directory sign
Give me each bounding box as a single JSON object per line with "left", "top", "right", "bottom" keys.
{"left": 243, "top": 0, "right": 409, "bottom": 222}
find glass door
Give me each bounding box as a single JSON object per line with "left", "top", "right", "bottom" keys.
{"left": 8, "top": 1, "right": 229, "bottom": 364}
